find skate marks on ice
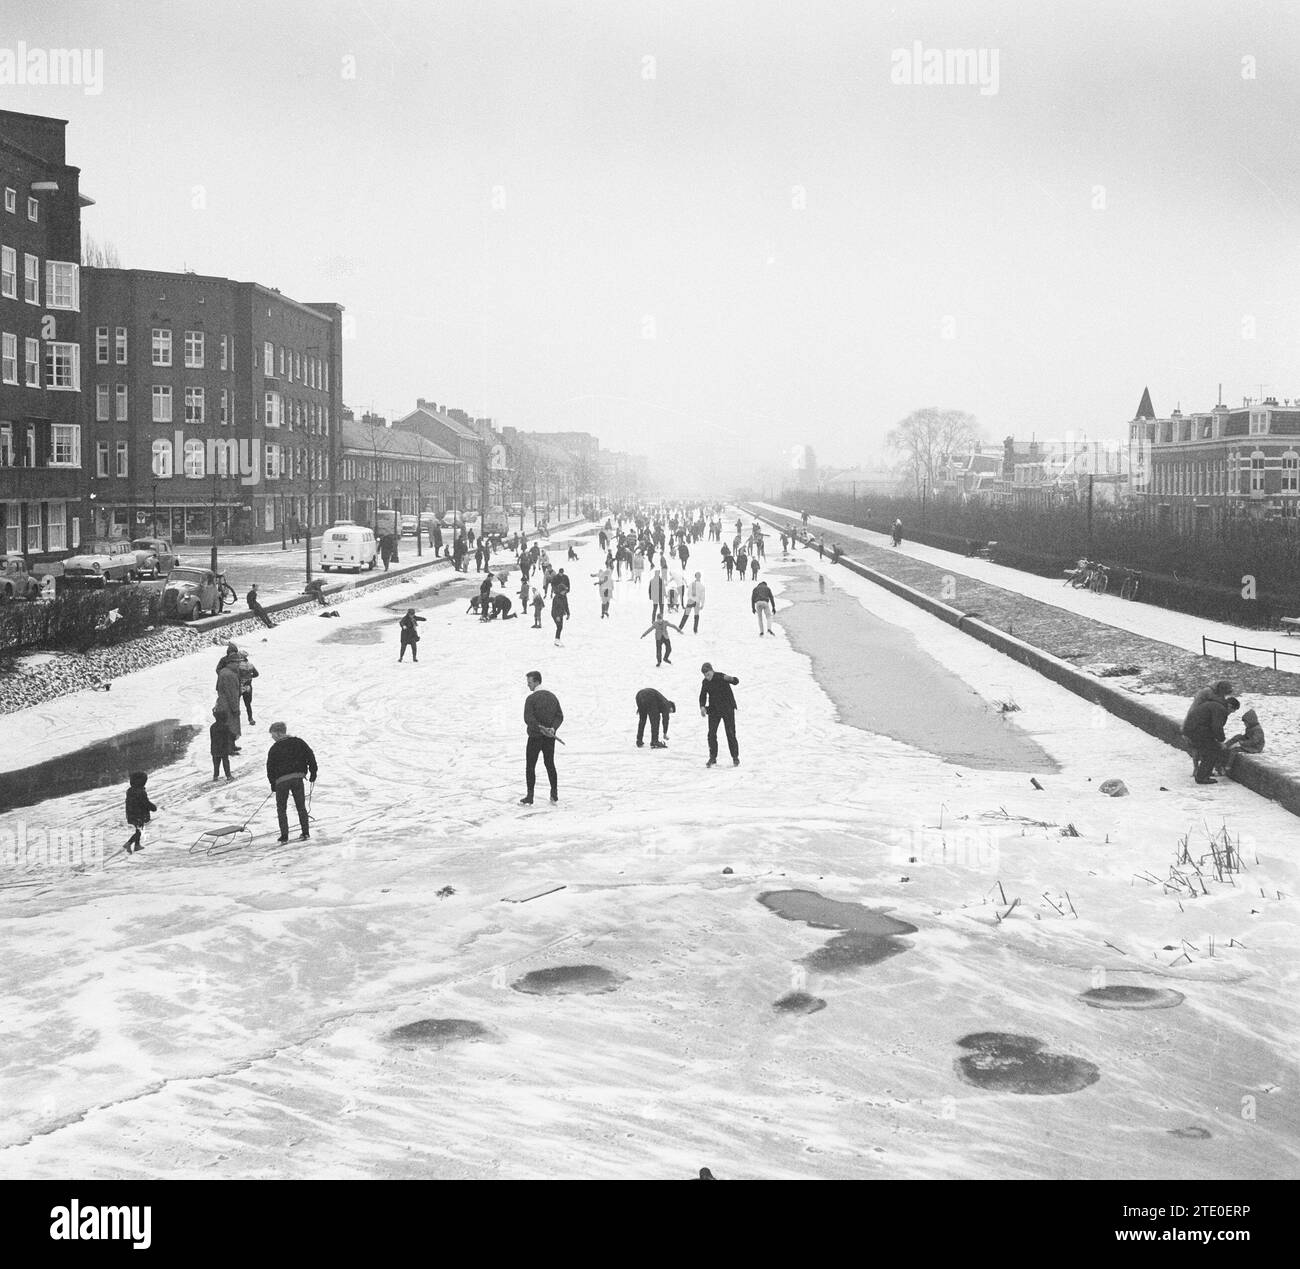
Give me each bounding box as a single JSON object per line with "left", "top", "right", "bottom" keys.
{"left": 511, "top": 965, "right": 627, "bottom": 995}
{"left": 776, "top": 566, "right": 1057, "bottom": 772}
{"left": 953, "top": 1032, "right": 1101, "bottom": 1096}
{"left": 0, "top": 719, "right": 202, "bottom": 812}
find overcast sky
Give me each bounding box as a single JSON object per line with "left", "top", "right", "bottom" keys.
{"left": 7, "top": 0, "right": 1300, "bottom": 481}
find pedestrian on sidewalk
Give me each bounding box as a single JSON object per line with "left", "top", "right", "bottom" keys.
{"left": 122, "top": 771, "right": 156, "bottom": 854}
{"left": 266, "top": 721, "right": 318, "bottom": 843}
{"left": 520, "top": 670, "right": 562, "bottom": 804}
{"left": 891, "top": 519, "right": 903, "bottom": 547}
{"left": 635, "top": 687, "right": 675, "bottom": 747}
{"left": 699, "top": 662, "right": 741, "bottom": 767}
{"left": 640, "top": 614, "right": 674, "bottom": 665}
{"left": 678, "top": 572, "right": 705, "bottom": 633}
{"left": 399, "top": 608, "right": 426, "bottom": 661}
{"left": 246, "top": 584, "right": 275, "bottom": 628}
{"left": 751, "top": 579, "right": 776, "bottom": 635}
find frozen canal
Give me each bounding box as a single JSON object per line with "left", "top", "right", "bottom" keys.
{"left": 1, "top": 520, "right": 1297, "bottom": 1179}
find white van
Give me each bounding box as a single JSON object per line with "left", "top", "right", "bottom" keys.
{"left": 320, "top": 521, "right": 378, "bottom": 572}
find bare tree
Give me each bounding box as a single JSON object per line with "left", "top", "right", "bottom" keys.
{"left": 887, "top": 407, "right": 981, "bottom": 496}
{"left": 81, "top": 235, "right": 122, "bottom": 268}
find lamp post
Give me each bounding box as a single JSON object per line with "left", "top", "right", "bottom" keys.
{"left": 152, "top": 480, "right": 159, "bottom": 538}
{"left": 209, "top": 470, "right": 219, "bottom": 572}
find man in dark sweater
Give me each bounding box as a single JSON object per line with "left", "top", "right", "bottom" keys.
{"left": 266, "top": 721, "right": 318, "bottom": 842}
{"left": 699, "top": 662, "right": 741, "bottom": 767}
{"left": 751, "top": 579, "right": 776, "bottom": 636}
{"left": 1182, "top": 694, "right": 1238, "bottom": 785}
{"left": 247, "top": 583, "right": 275, "bottom": 629}
{"left": 635, "top": 687, "right": 675, "bottom": 748}
{"left": 521, "top": 670, "right": 563, "bottom": 804}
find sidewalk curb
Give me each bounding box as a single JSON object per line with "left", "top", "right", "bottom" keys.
{"left": 746, "top": 505, "right": 1300, "bottom": 820}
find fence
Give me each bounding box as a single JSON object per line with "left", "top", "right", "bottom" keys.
{"left": 1201, "top": 635, "right": 1300, "bottom": 671}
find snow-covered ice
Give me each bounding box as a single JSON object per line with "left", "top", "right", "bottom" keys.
{"left": 1, "top": 516, "right": 1297, "bottom": 1179}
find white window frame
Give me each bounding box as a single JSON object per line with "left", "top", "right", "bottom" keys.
{"left": 1, "top": 332, "right": 16, "bottom": 384}
{"left": 44, "top": 261, "right": 79, "bottom": 310}
{"left": 96, "top": 384, "right": 110, "bottom": 421}
{"left": 264, "top": 442, "right": 281, "bottom": 480}
{"left": 184, "top": 386, "right": 205, "bottom": 424}
{"left": 50, "top": 424, "right": 80, "bottom": 467}
{"left": 1250, "top": 452, "right": 1266, "bottom": 493}
{"left": 0, "top": 425, "right": 13, "bottom": 469}
{"left": 151, "top": 439, "right": 173, "bottom": 478}
{"left": 116, "top": 441, "right": 129, "bottom": 478}
{"left": 115, "top": 383, "right": 128, "bottom": 420}
{"left": 1283, "top": 452, "right": 1299, "bottom": 494}
{"left": 152, "top": 385, "right": 173, "bottom": 423}
{"left": 27, "top": 197, "right": 38, "bottom": 222}
{"left": 1250, "top": 412, "right": 1267, "bottom": 436}
{"left": 0, "top": 246, "right": 15, "bottom": 298}
{"left": 23, "top": 253, "right": 38, "bottom": 304}
{"left": 264, "top": 390, "right": 282, "bottom": 428}
{"left": 220, "top": 388, "right": 229, "bottom": 425}
{"left": 47, "top": 501, "right": 67, "bottom": 551}
{"left": 152, "top": 328, "right": 172, "bottom": 367}
{"left": 24, "top": 337, "right": 38, "bottom": 387}
{"left": 3, "top": 188, "right": 14, "bottom": 214}
{"left": 279, "top": 346, "right": 286, "bottom": 377}
{"left": 96, "top": 440, "right": 110, "bottom": 477}
{"left": 96, "top": 326, "right": 109, "bottom": 363}
{"left": 115, "top": 327, "right": 128, "bottom": 364}
{"left": 44, "top": 342, "right": 80, "bottom": 391}
{"left": 183, "top": 439, "right": 205, "bottom": 479}
{"left": 263, "top": 341, "right": 274, "bottom": 375}
{"left": 220, "top": 334, "right": 228, "bottom": 371}
{"left": 184, "top": 330, "right": 204, "bottom": 368}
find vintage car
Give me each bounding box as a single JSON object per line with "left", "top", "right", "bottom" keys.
{"left": 400, "top": 514, "right": 418, "bottom": 537}
{"left": 61, "top": 539, "right": 139, "bottom": 585}
{"left": 0, "top": 553, "right": 42, "bottom": 601}
{"left": 162, "top": 566, "right": 229, "bottom": 620}
{"left": 130, "top": 537, "right": 178, "bottom": 578}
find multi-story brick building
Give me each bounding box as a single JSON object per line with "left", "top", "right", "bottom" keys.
{"left": 0, "top": 109, "right": 88, "bottom": 559}
{"left": 80, "top": 268, "right": 343, "bottom": 544}
{"left": 1128, "top": 387, "right": 1300, "bottom": 528}
{"left": 392, "top": 400, "right": 483, "bottom": 515}
{"left": 338, "top": 418, "right": 457, "bottom": 524}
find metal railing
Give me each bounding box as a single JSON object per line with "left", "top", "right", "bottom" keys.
{"left": 1202, "top": 635, "right": 1300, "bottom": 670}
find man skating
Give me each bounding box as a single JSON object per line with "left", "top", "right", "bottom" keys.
{"left": 640, "top": 614, "right": 674, "bottom": 665}
{"left": 266, "top": 721, "right": 318, "bottom": 842}
{"left": 521, "top": 670, "right": 562, "bottom": 804}
{"left": 751, "top": 579, "right": 776, "bottom": 635}
{"left": 699, "top": 662, "right": 740, "bottom": 767}
{"left": 635, "top": 687, "right": 675, "bottom": 748}
{"left": 398, "top": 608, "right": 426, "bottom": 661}
{"left": 678, "top": 572, "right": 705, "bottom": 633}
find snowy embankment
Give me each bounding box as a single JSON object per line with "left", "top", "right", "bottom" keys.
{"left": 0, "top": 516, "right": 1296, "bottom": 1179}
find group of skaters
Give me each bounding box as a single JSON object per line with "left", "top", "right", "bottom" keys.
{"left": 1181, "top": 679, "right": 1265, "bottom": 784}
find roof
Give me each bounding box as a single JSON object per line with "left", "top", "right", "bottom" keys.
{"left": 1135, "top": 386, "right": 1156, "bottom": 420}
{"left": 397, "top": 404, "right": 480, "bottom": 442}
{"left": 340, "top": 419, "right": 457, "bottom": 462}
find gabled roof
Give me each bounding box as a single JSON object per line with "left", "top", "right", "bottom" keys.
{"left": 341, "top": 419, "right": 456, "bottom": 461}
{"left": 397, "top": 403, "right": 480, "bottom": 441}
{"left": 1135, "top": 386, "right": 1156, "bottom": 420}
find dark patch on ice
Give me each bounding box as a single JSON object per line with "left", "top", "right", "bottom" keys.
{"left": 511, "top": 964, "right": 627, "bottom": 995}
{"left": 760, "top": 889, "right": 916, "bottom": 973}
{"left": 777, "top": 566, "right": 1058, "bottom": 771}
{"left": 1080, "top": 985, "right": 1185, "bottom": 1010}
{"left": 773, "top": 991, "right": 826, "bottom": 1014}
{"left": 0, "top": 718, "right": 202, "bottom": 812}
{"left": 1168, "top": 1125, "right": 1211, "bottom": 1140}
{"left": 386, "top": 1018, "right": 490, "bottom": 1047}
{"left": 954, "top": 1032, "right": 1100, "bottom": 1095}
{"left": 802, "top": 931, "right": 910, "bottom": 972}
{"left": 321, "top": 620, "right": 388, "bottom": 645}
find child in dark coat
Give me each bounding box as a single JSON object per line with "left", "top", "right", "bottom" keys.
{"left": 1222, "top": 707, "right": 1265, "bottom": 773}
{"left": 124, "top": 771, "right": 156, "bottom": 854}
{"left": 211, "top": 709, "right": 236, "bottom": 781}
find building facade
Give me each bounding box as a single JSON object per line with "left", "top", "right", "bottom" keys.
{"left": 0, "top": 109, "right": 88, "bottom": 560}
{"left": 392, "top": 400, "right": 482, "bottom": 514}
{"left": 338, "top": 419, "right": 457, "bottom": 524}
{"left": 80, "top": 268, "right": 343, "bottom": 544}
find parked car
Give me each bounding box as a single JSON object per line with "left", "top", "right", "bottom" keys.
{"left": 162, "top": 567, "right": 233, "bottom": 620}
{"left": 320, "top": 522, "right": 378, "bottom": 572}
{"left": 62, "top": 539, "right": 139, "bottom": 585}
{"left": 0, "top": 553, "right": 42, "bottom": 601}
{"left": 400, "top": 514, "right": 418, "bottom": 538}
{"left": 130, "top": 537, "right": 178, "bottom": 578}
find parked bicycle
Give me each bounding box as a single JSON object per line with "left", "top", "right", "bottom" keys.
{"left": 1118, "top": 569, "right": 1142, "bottom": 601}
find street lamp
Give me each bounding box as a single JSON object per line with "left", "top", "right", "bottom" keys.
{"left": 210, "top": 469, "right": 220, "bottom": 572}
{"left": 152, "top": 480, "right": 159, "bottom": 538}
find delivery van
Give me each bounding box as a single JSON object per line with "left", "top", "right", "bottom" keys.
{"left": 320, "top": 521, "right": 378, "bottom": 572}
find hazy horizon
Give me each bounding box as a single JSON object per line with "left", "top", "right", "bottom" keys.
{"left": 5, "top": 0, "right": 1300, "bottom": 487}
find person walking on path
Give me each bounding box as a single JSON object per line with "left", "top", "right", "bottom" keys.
{"left": 891, "top": 519, "right": 903, "bottom": 547}
{"left": 699, "top": 662, "right": 741, "bottom": 767}
{"left": 551, "top": 569, "right": 571, "bottom": 644}
{"left": 246, "top": 584, "right": 275, "bottom": 629}
{"left": 521, "top": 670, "right": 563, "bottom": 804}
{"left": 1182, "top": 694, "right": 1238, "bottom": 785}
{"left": 266, "top": 721, "right": 318, "bottom": 843}
{"left": 399, "top": 608, "right": 426, "bottom": 661}
{"left": 831, "top": 543, "right": 843, "bottom": 565}
{"left": 123, "top": 771, "right": 156, "bottom": 854}
{"left": 751, "top": 579, "right": 776, "bottom": 635}
{"left": 211, "top": 708, "right": 236, "bottom": 781}
{"left": 216, "top": 650, "right": 243, "bottom": 750}
{"left": 640, "top": 614, "right": 675, "bottom": 666}
{"left": 635, "top": 687, "right": 675, "bottom": 747}
{"left": 678, "top": 572, "right": 705, "bottom": 633}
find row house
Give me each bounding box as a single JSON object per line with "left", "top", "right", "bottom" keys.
{"left": 393, "top": 400, "right": 482, "bottom": 514}
{"left": 338, "top": 418, "right": 457, "bottom": 523}
{"left": 0, "top": 109, "right": 88, "bottom": 560}
{"left": 80, "top": 268, "right": 343, "bottom": 544}
{"left": 1128, "top": 387, "right": 1300, "bottom": 528}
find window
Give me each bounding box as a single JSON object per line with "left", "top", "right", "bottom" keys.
{"left": 24, "top": 338, "right": 38, "bottom": 386}
{"left": 1251, "top": 453, "right": 1265, "bottom": 493}
{"left": 96, "top": 384, "right": 110, "bottom": 421}
{"left": 96, "top": 327, "right": 110, "bottom": 363}
{"left": 279, "top": 346, "right": 286, "bottom": 377}
{"left": 220, "top": 335, "right": 228, "bottom": 371}
{"left": 45, "top": 261, "right": 79, "bottom": 310}
{"left": 151, "top": 328, "right": 172, "bottom": 366}
{"left": 219, "top": 388, "right": 229, "bottom": 425}
{"left": 115, "top": 327, "right": 128, "bottom": 364}
{"left": 3, "top": 188, "right": 14, "bottom": 213}
{"left": 1250, "top": 412, "right": 1267, "bottom": 436}
{"left": 0, "top": 246, "right": 15, "bottom": 298}
{"left": 27, "top": 197, "right": 38, "bottom": 222}
{"left": 47, "top": 501, "right": 67, "bottom": 551}
{"left": 264, "top": 391, "right": 282, "bottom": 428}
{"left": 1, "top": 333, "right": 16, "bottom": 384}
{"left": 264, "top": 442, "right": 281, "bottom": 480}
{"left": 1283, "top": 453, "right": 1299, "bottom": 494}
{"left": 184, "top": 439, "right": 205, "bottom": 479}
{"left": 23, "top": 253, "right": 38, "bottom": 304}
{"left": 184, "top": 330, "right": 204, "bottom": 368}
{"left": 184, "top": 386, "right": 205, "bottom": 424}
{"left": 116, "top": 442, "right": 129, "bottom": 478}
{"left": 45, "top": 342, "right": 80, "bottom": 390}
{"left": 152, "top": 385, "right": 172, "bottom": 422}
{"left": 151, "top": 438, "right": 173, "bottom": 477}
{"left": 115, "top": 383, "right": 128, "bottom": 420}
{"left": 50, "top": 424, "right": 80, "bottom": 466}
{"left": 0, "top": 425, "right": 12, "bottom": 467}
{"left": 263, "top": 341, "right": 274, "bottom": 374}
{"left": 96, "top": 440, "right": 110, "bottom": 476}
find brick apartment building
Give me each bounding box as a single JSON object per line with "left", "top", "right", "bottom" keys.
{"left": 0, "top": 109, "right": 88, "bottom": 560}
{"left": 81, "top": 268, "right": 343, "bottom": 544}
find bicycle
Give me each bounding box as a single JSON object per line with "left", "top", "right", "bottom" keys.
{"left": 1119, "top": 570, "right": 1142, "bottom": 602}
{"left": 218, "top": 575, "right": 238, "bottom": 608}
{"left": 1064, "top": 559, "right": 1092, "bottom": 588}
{"left": 1089, "top": 564, "right": 1110, "bottom": 594}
